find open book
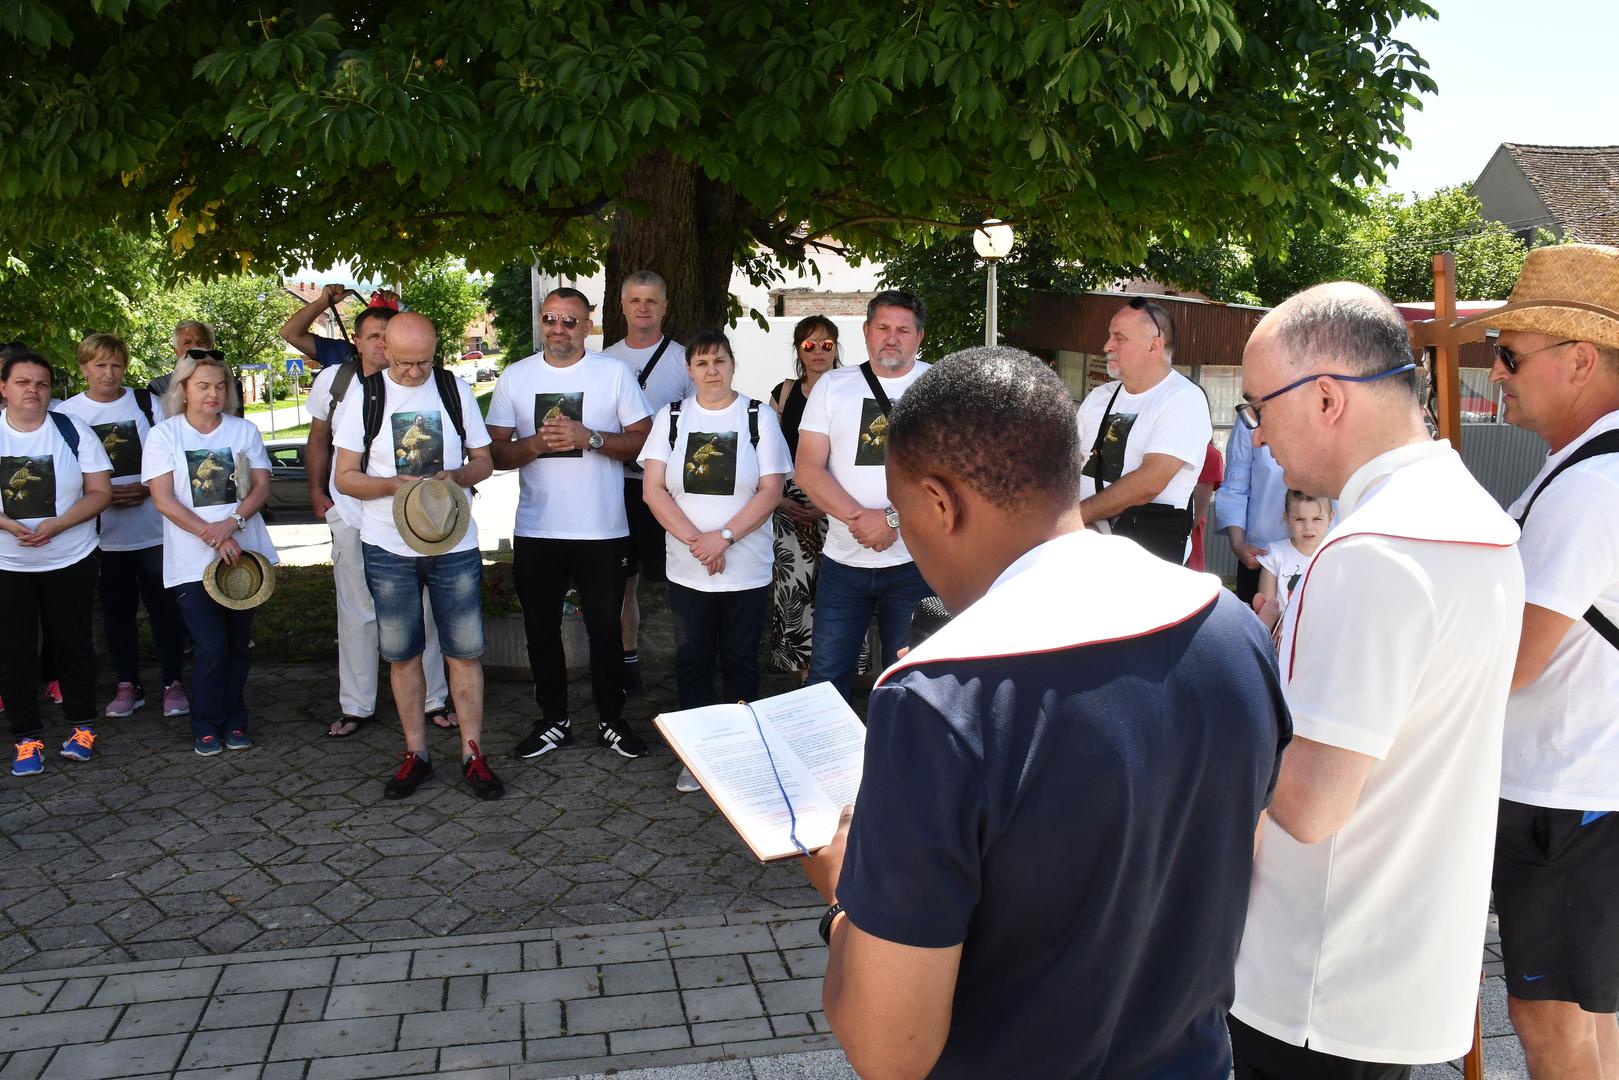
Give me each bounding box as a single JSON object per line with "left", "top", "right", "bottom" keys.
{"left": 653, "top": 681, "right": 866, "bottom": 863}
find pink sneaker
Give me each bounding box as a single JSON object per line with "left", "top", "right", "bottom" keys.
{"left": 162, "top": 682, "right": 190, "bottom": 717}
{"left": 105, "top": 682, "right": 144, "bottom": 718}
{"left": 44, "top": 680, "right": 62, "bottom": 705}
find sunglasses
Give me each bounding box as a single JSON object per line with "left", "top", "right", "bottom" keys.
{"left": 1493, "top": 338, "right": 1576, "bottom": 374}
{"left": 1128, "top": 296, "right": 1164, "bottom": 340}
{"left": 540, "top": 312, "right": 582, "bottom": 329}
{"left": 185, "top": 348, "right": 227, "bottom": 363}
{"left": 798, "top": 339, "right": 838, "bottom": 353}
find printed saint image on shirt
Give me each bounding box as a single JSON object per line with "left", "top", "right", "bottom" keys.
{"left": 534, "top": 393, "right": 584, "bottom": 459}
{"left": 854, "top": 399, "right": 889, "bottom": 467}
{"left": 186, "top": 449, "right": 237, "bottom": 508}
{"left": 683, "top": 430, "right": 738, "bottom": 496}
{"left": 2, "top": 455, "right": 55, "bottom": 520}
{"left": 1080, "top": 412, "right": 1139, "bottom": 484}
{"left": 93, "top": 420, "right": 142, "bottom": 477}
{"left": 392, "top": 411, "right": 444, "bottom": 477}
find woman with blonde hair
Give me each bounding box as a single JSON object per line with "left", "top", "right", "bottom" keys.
{"left": 142, "top": 349, "right": 278, "bottom": 755}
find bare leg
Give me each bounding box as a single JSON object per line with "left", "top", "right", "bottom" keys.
{"left": 446, "top": 656, "right": 483, "bottom": 759}
{"left": 1510, "top": 996, "right": 1607, "bottom": 1079}
{"left": 1595, "top": 1012, "right": 1617, "bottom": 1079}
{"left": 621, "top": 574, "right": 640, "bottom": 651}
{"left": 389, "top": 657, "right": 428, "bottom": 755}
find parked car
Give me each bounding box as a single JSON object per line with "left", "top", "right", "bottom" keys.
{"left": 262, "top": 438, "right": 322, "bottom": 525}
{"left": 476, "top": 367, "right": 499, "bottom": 383}
{"left": 462, "top": 350, "right": 485, "bottom": 361}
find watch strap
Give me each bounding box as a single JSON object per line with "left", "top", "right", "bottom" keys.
{"left": 818, "top": 901, "right": 843, "bottom": 945}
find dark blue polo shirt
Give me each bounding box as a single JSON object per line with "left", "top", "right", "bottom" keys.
{"left": 838, "top": 585, "right": 1290, "bottom": 1079}
{"left": 312, "top": 335, "right": 357, "bottom": 370}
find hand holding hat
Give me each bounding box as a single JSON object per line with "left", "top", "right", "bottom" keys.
{"left": 392, "top": 475, "right": 472, "bottom": 555}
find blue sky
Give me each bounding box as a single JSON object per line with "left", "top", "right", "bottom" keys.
{"left": 1386, "top": 0, "right": 1619, "bottom": 195}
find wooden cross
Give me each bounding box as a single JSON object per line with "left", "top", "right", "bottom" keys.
{"left": 1405, "top": 251, "right": 1492, "bottom": 451}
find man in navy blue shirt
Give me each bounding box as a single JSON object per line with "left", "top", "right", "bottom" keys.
{"left": 803, "top": 346, "right": 1291, "bottom": 1079}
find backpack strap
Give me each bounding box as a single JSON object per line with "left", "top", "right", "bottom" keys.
{"left": 357, "top": 370, "right": 387, "bottom": 474}
{"left": 328, "top": 359, "right": 360, "bottom": 407}
{"left": 1516, "top": 428, "right": 1619, "bottom": 652}
{"left": 48, "top": 412, "right": 79, "bottom": 455}
{"left": 747, "top": 398, "right": 760, "bottom": 448}
{"left": 433, "top": 367, "right": 468, "bottom": 455}
{"left": 132, "top": 387, "right": 155, "bottom": 427}
{"left": 667, "top": 400, "right": 682, "bottom": 450}
{"left": 638, "top": 337, "right": 673, "bottom": 390}
{"left": 1087, "top": 383, "right": 1125, "bottom": 496}
{"left": 859, "top": 362, "right": 893, "bottom": 418}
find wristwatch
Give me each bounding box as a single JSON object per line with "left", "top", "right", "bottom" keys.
{"left": 818, "top": 902, "right": 844, "bottom": 945}
{"left": 720, "top": 527, "right": 736, "bottom": 545}
{"left": 883, "top": 506, "right": 900, "bottom": 529}
{"left": 586, "top": 431, "right": 605, "bottom": 451}
{"left": 229, "top": 513, "right": 246, "bottom": 531}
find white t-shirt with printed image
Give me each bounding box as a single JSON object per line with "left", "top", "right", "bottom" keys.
{"left": 1076, "top": 370, "right": 1212, "bottom": 528}
{"left": 1503, "top": 410, "right": 1619, "bottom": 811}
{"left": 637, "top": 394, "right": 794, "bottom": 591}
{"left": 140, "top": 414, "right": 278, "bottom": 587}
{"left": 0, "top": 410, "right": 112, "bottom": 572}
{"left": 1258, "top": 539, "right": 1314, "bottom": 611}
{"left": 306, "top": 360, "right": 368, "bottom": 528}
{"left": 485, "top": 351, "right": 653, "bottom": 540}
{"left": 603, "top": 337, "right": 693, "bottom": 479}
{"left": 797, "top": 361, "right": 929, "bottom": 569}
{"left": 331, "top": 369, "right": 490, "bottom": 559}
{"left": 59, "top": 388, "right": 167, "bottom": 552}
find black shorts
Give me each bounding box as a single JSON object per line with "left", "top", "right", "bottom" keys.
{"left": 1228, "top": 1015, "right": 1410, "bottom": 1080}
{"left": 623, "top": 476, "right": 666, "bottom": 583}
{"left": 1493, "top": 798, "right": 1619, "bottom": 1013}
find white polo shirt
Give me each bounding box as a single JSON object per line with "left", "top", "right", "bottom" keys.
{"left": 1502, "top": 410, "right": 1619, "bottom": 811}
{"left": 1232, "top": 440, "right": 1523, "bottom": 1065}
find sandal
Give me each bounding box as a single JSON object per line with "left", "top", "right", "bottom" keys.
{"left": 427, "top": 707, "right": 459, "bottom": 731}
{"left": 327, "top": 715, "right": 370, "bottom": 738}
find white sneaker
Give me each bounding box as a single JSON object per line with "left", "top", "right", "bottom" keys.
{"left": 675, "top": 766, "right": 701, "bottom": 793}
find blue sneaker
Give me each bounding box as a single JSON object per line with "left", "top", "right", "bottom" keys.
{"left": 224, "top": 730, "right": 253, "bottom": 751}
{"left": 194, "top": 735, "right": 222, "bottom": 757}
{"left": 59, "top": 727, "right": 95, "bottom": 762}
{"left": 12, "top": 738, "right": 45, "bottom": 776}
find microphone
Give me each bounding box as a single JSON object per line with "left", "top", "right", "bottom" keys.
{"left": 908, "top": 595, "right": 953, "bottom": 650}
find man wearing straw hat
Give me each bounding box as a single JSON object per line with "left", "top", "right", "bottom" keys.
{"left": 1457, "top": 243, "right": 1619, "bottom": 1077}
{"left": 1227, "top": 282, "right": 1523, "bottom": 1079}
{"left": 333, "top": 312, "right": 504, "bottom": 800}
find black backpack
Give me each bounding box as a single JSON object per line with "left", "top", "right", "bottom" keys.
{"left": 357, "top": 367, "right": 468, "bottom": 474}
{"left": 1516, "top": 429, "right": 1619, "bottom": 651}
{"left": 666, "top": 397, "right": 761, "bottom": 450}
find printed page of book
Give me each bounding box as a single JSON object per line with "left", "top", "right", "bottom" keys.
{"left": 654, "top": 681, "right": 867, "bottom": 862}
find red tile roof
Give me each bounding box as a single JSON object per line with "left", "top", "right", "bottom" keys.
{"left": 1502, "top": 144, "right": 1619, "bottom": 246}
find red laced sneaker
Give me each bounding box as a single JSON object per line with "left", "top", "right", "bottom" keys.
{"left": 383, "top": 751, "right": 433, "bottom": 799}
{"left": 462, "top": 741, "right": 505, "bottom": 801}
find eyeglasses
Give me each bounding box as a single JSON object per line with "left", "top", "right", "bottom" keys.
{"left": 1234, "top": 363, "right": 1418, "bottom": 430}
{"left": 798, "top": 339, "right": 838, "bottom": 353}
{"left": 540, "top": 312, "right": 582, "bottom": 329}
{"left": 1493, "top": 338, "right": 1576, "bottom": 374}
{"left": 1128, "top": 296, "right": 1164, "bottom": 340}
{"left": 185, "top": 348, "right": 227, "bottom": 363}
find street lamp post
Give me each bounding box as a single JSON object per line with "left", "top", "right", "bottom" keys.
{"left": 973, "top": 220, "right": 1015, "bottom": 346}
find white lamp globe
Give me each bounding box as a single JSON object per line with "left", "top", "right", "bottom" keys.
{"left": 973, "top": 219, "right": 1015, "bottom": 260}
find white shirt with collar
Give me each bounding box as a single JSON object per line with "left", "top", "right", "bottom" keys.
{"left": 1503, "top": 409, "right": 1619, "bottom": 811}
{"left": 1232, "top": 439, "right": 1523, "bottom": 1065}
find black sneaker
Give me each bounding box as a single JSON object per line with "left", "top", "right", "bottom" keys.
{"left": 462, "top": 741, "right": 505, "bottom": 800}
{"left": 514, "top": 718, "right": 573, "bottom": 759}
{"left": 383, "top": 752, "right": 433, "bottom": 799}
{"left": 598, "top": 717, "right": 648, "bottom": 759}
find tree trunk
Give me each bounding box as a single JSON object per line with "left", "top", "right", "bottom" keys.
{"left": 603, "top": 150, "right": 741, "bottom": 346}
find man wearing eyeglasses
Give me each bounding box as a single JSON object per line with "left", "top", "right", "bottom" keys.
{"left": 1454, "top": 243, "right": 1619, "bottom": 1079}
{"left": 486, "top": 287, "right": 655, "bottom": 761}
{"left": 1227, "top": 282, "right": 1523, "bottom": 1079}
{"left": 602, "top": 270, "right": 695, "bottom": 695}
{"left": 1076, "top": 298, "right": 1212, "bottom": 563}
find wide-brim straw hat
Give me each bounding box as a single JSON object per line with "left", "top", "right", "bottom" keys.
{"left": 392, "top": 476, "right": 472, "bottom": 556}
{"left": 1455, "top": 243, "right": 1619, "bottom": 350}
{"left": 202, "top": 548, "right": 276, "bottom": 610}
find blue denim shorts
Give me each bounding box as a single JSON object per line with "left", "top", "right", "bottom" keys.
{"left": 361, "top": 544, "right": 485, "bottom": 661}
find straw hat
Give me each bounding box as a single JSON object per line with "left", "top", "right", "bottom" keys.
{"left": 1455, "top": 243, "right": 1619, "bottom": 350}
{"left": 202, "top": 549, "right": 276, "bottom": 610}
{"left": 392, "top": 476, "right": 471, "bottom": 556}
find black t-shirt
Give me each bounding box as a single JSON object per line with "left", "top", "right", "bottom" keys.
{"left": 838, "top": 553, "right": 1289, "bottom": 1079}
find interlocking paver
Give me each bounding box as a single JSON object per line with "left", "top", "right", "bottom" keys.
{"left": 397, "top": 1004, "right": 522, "bottom": 1050}
{"left": 609, "top": 1024, "right": 692, "bottom": 1054}
{"left": 566, "top": 991, "right": 685, "bottom": 1035}
{"left": 110, "top": 996, "right": 207, "bottom": 1038}
{"left": 664, "top": 926, "right": 776, "bottom": 959}
{"left": 757, "top": 979, "right": 824, "bottom": 1016}
{"left": 198, "top": 989, "right": 287, "bottom": 1031}
{"left": 176, "top": 1025, "right": 276, "bottom": 1070}
{"left": 600, "top": 961, "right": 676, "bottom": 997}
{"left": 40, "top": 1032, "right": 187, "bottom": 1080}
{"left": 674, "top": 955, "right": 750, "bottom": 989}
{"left": 333, "top": 953, "right": 411, "bottom": 986}
{"left": 521, "top": 1033, "right": 609, "bottom": 1063}
{"left": 324, "top": 978, "right": 445, "bottom": 1019}
{"left": 694, "top": 1017, "right": 776, "bottom": 1045}
{"left": 305, "top": 1047, "right": 437, "bottom": 1080}
{"left": 485, "top": 968, "right": 599, "bottom": 1006}
{"left": 440, "top": 1039, "right": 526, "bottom": 1070}
{"left": 0, "top": 1007, "right": 121, "bottom": 1054}
{"left": 216, "top": 957, "right": 335, "bottom": 995}
{"left": 90, "top": 968, "right": 218, "bottom": 1007}
{"left": 781, "top": 948, "right": 827, "bottom": 980}
{"left": 0, "top": 985, "right": 57, "bottom": 1019}
{"left": 558, "top": 933, "right": 665, "bottom": 967}
{"left": 411, "top": 944, "right": 521, "bottom": 980}
{"left": 267, "top": 1016, "right": 399, "bottom": 1061}
{"left": 682, "top": 985, "right": 764, "bottom": 1024}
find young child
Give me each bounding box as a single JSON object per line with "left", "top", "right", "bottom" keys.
{"left": 1253, "top": 489, "right": 1332, "bottom": 635}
